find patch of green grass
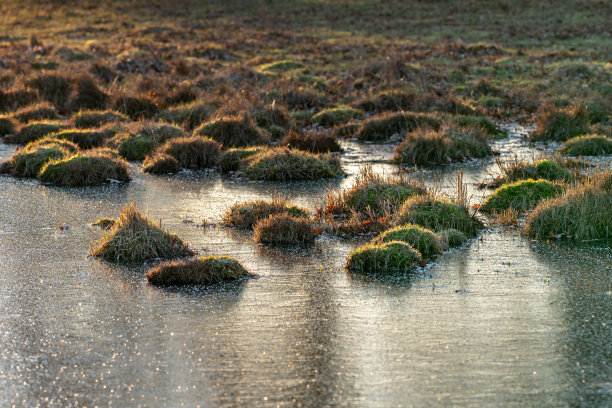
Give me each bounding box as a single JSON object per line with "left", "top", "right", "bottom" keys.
{"left": 156, "top": 136, "right": 220, "bottom": 169}
{"left": 157, "top": 103, "right": 215, "bottom": 130}
{"left": 438, "top": 228, "right": 469, "bottom": 249}
{"left": 524, "top": 171, "right": 612, "bottom": 240}
{"left": 218, "top": 146, "right": 264, "bottom": 172}
{"left": 258, "top": 60, "right": 305, "bottom": 72}
{"left": 396, "top": 195, "right": 482, "bottom": 236}
{"left": 243, "top": 147, "right": 343, "bottom": 181}
{"left": 250, "top": 105, "right": 293, "bottom": 131}
{"left": 1, "top": 137, "right": 78, "bottom": 178}
{"left": 112, "top": 123, "right": 184, "bottom": 161}
{"left": 38, "top": 149, "right": 131, "bottom": 186}
{"left": 531, "top": 104, "right": 590, "bottom": 142}
{"left": 313, "top": 106, "right": 363, "bottom": 126}
{"left": 13, "top": 102, "right": 59, "bottom": 123}
{"left": 91, "top": 203, "right": 194, "bottom": 263}
{"left": 480, "top": 179, "right": 564, "bottom": 213}
{"left": 222, "top": 196, "right": 309, "bottom": 229}
{"left": 501, "top": 158, "right": 576, "bottom": 183}
{"left": 146, "top": 255, "right": 254, "bottom": 286}
{"left": 374, "top": 224, "right": 441, "bottom": 259}
{"left": 559, "top": 134, "right": 612, "bottom": 156}
{"left": 346, "top": 241, "right": 421, "bottom": 275}
{"left": 51, "top": 129, "right": 111, "bottom": 149}
{"left": 5, "top": 121, "right": 65, "bottom": 145}
{"left": 253, "top": 214, "right": 317, "bottom": 246}
{"left": 355, "top": 112, "right": 440, "bottom": 141}
{"left": 143, "top": 152, "right": 181, "bottom": 174}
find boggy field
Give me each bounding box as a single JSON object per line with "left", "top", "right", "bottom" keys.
{"left": 0, "top": 1, "right": 611, "bottom": 407}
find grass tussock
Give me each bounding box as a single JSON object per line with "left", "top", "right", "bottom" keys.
{"left": 69, "top": 76, "right": 108, "bottom": 111}
{"left": 480, "top": 179, "right": 564, "bottom": 213}
{"left": 218, "top": 147, "right": 264, "bottom": 172}
{"left": 499, "top": 158, "right": 576, "bottom": 184}
{"left": 346, "top": 241, "right": 421, "bottom": 275}
{"left": 313, "top": 106, "right": 364, "bottom": 126}
{"left": 5, "top": 121, "right": 65, "bottom": 145}
{"left": 373, "top": 224, "right": 441, "bottom": 258}
{"left": 112, "top": 95, "right": 159, "bottom": 120}
{"left": 146, "top": 256, "right": 254, "bottom": 286}
{"left": 243, "top": 147, "right": 343, "bottom": 181}
{"left": 355, "top": 111, "right": 440, "bottom": 142}
{"left": 253, "top": 214, "right": 318, "bottom": 246}
{"left": 0, "top": 116, "right": 17, "bottom": 136}
{"left": 92, "top": 218, "right": 117, "bottom": 230}
{"left": 111, "top": 123, "right": 184, "bottom": 161}
{"left": 280, "top": 130, "right": 342, "bottom": 153}
{"left": 195, "top": 114, "right": 269, "bottom": 147}
{"left": 531, "top": 104, "right": 590, "bottom": 142}
{"left": 438, "top": 228, "right": 469, "bottom": 249}
{"left": 156, "top": 136, "right": 221, "bottom": 169}
{"left": 1, "top": 137, "right": 78, "bottom": 178}
{"left": 394, "top": 124, "right": 492, "bottom": 166}
{"left": 91, "top": 203, "right": 194, "bottom": 263}
{"left": 222, "top": 196, "right": 309, "bottom": 229}
{"left": 26, "top": 74, "right": 72, "bottom": 107}
{"left": 158, "top": 103, "right": 214, "bottom": 130}
{"left": 559, "top": 134, "right": 612, "bottom": 156}
{"left": 51, "top": 129, "right": 111, "bottom": 149}
{"left": 13, "top": 102, "right": 59, "bottom": 123}
{"left": 251, "top": 105, "right": 293, "bottom": 132}
{"left": 38, "top": 149, "right": 131, "bottom": 186}
{"left": 396, "top": 195, "right": 482, "bottom": 236}
{"left": 524, "top": 171, "right": 612, "bottom": 240}
{"left": 72, "top": 110, "right": 130, "bottom": 128}
{"left": 143, "top": 152, "right": 181, "bottom": 174}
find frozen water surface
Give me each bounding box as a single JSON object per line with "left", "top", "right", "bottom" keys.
{"left": 0, "top": 125, "right": 610, "bottom": 407}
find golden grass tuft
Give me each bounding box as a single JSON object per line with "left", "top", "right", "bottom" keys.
{"left": 146, "top": 256, "right": 254, "bottom": 286}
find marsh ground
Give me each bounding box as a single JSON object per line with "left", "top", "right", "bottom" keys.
{"left": 0, "top": 1, "right": 611, "bottom": 407}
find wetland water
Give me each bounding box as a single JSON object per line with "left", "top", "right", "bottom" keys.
{"left": 0, "top": 127, "right": 610, "bottom": 407}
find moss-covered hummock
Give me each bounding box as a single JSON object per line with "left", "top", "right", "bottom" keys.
{"left": 195, "top": 115, "right": 269, "bottom": 147}
{"left": 72, "top": 110, "right": 130, "bottom": 128}
{"left": 396, "top": 195, "right": 482, "bottom": 236}
{"left": 51, "top": 129, "right": 111, "bottom": 149}
{"left": 146, "top": 256, "right": 254, "bottom": 286}
{"left": 355, "top": 112, "right": 440, "bottom": 141}
{"left": 313, "top": 106, "right": 364, "bottom": 126}
{"left": 38, "top": 150, "right": 131, "bottom": 186}
{"left": 501, "top": 158, "right": 576, "bottom": 183}
{"left": 559, "top": 134, "right": 612, "bottom": 156}
{"left": 480, "top": 179, "right": 564, "bottom": 213}
{"left": 91, "top": 203, "right": 195, "bottom": 263}
{"left": 346, "top": 241, "right": 421, "bottom": 275}
{"left": 13, "top": 102, "right": 59, "bottom": 123}
{"left": 438, "top": 229, "right": 469, "bottom": 249}
{"left": 222, "top": 197, "right": 309, "bottom": 229}
{"left": 0, "top": 137, "right": 78, "bottom": 178}
{"left": 258, "top": 60, "right": 305, "bottom": 72}
{"left": 156, "top": 136, "right": 220, "bottom": 169}
{"left": 524, "top": 174, "right": 612, "bottom": 240}
{"left": 158, "top": 103, "right": 214, "bottom": 130}
{"left": 243, "top": 147, "right": 343, "bottom": 181}
{"left": 394, "top": 125, "right": 492, "bottom": 166}
{"left": 253, "top": 214, "right": 317, "bottom": 246}
{"left": 111, "top": 123, "right": 184, "bottom": 161}
{"left": 374, "top": 224, "right": 441, "bottom": 258}
{"left": 4, "top": 122, "right": 65, "bottom": 145}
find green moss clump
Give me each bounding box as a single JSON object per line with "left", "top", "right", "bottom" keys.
{"left": 5, "top": 122, "right": 65, "bottom": 145}
{"left": 480, "top": 179, "right": 564, "bottom": 213}
{"left": 195, "top": 115, "right": 269, "bottom": 148}
{"left": 313, "top": 106, "right": 364, "bottom": 126}
{"left": 218, "top": 147, "right": 263, "bottom": 172}
{"left": 502, "top": 158, "right": 576, "bottom": 183}
{"left": 113, "top": 123, "right": 184, "bottom": 161}
{"left": 438, "top": 229, "right": 469, "bottom": 248}
{"left": 72, "top": 110, "right": 130, "bottom": 128}
{"left": 253, "top": 214, "right": 317, "bottom": 246}
{"left": 531, "top": 104, "right": 590, "bottom": 142}
{"left": 38, "top": 150, "right": 131, "bottom": 186}
{"left": 243, "top": 147, "right": 343, "bottom": 181}
{"left": 525, "top": 175, "right": 612, "bottom": 240}
{"left": 146, "top": 256, "right": 254, "bottom": 286}
{"left": 91, "top": 203, "right": 194, "bottom": 263}
{"left": 396, "top": 195, "right": 482, "bottom": 236}
{"left": 374, "top": 224, "right": 441, "bottom": 258}
{"left": 355, "top": 112, "right": 440, "bottom": 141}
{"left": 559, "top": 134, "right": 612, "bottom": 156}
{"left": 346, "top": 241, "right": 421, "bottom": 275}
{"left": 143, "top": 153, "right": 181, "bottom": 174}
{"left": 222, "top": 197, "right": 309, "bottom": 229}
